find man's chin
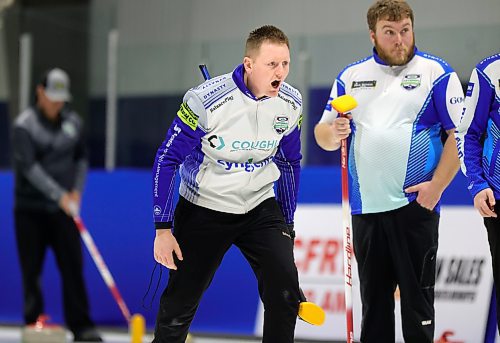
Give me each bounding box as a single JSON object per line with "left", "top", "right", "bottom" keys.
{"left": 393, "top": 49, "right": 415, "bottom": 66}
{"left": 386, "top": 53, "right": 410, "bottom": 66}
{"left": 267, "top": 88, "right": 280, "bottom": 97}
{"left": 392, "top": 58, "right": 408, "bottom": 66}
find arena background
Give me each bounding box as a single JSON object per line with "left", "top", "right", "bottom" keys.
{"left": 0, "top": 0, "right": 499, "bottom": 342}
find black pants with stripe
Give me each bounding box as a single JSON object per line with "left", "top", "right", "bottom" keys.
{"left": 352, "top": 201, "right": 439, "bottom": 343}
{"left": 484, "top": 202, "right": 500, "bottom": 334}
{"left": 153, "top": 197, "right": 300, "bottom": 343}
{"left": 14, "top": 208, "right": 96, "bottom": 334}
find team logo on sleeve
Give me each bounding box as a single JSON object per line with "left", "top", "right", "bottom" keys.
{"left": 273, "top": 115, "right": 289, "bottom": 134}
{"left": 401, "top": 74, "right": 421, "bottom": 90}
{"left": 177, "top": 102, "right": 199, "bottom": 130}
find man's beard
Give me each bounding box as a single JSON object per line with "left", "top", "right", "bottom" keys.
{"left": 374, "top": 38, "right": 415, "bottom": 66}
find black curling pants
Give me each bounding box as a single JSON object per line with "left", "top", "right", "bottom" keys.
{"left": 484, "top": 202, "right": 500, "bottom": 334}
{"left": 153, "top": 197, "right": 300, "bottom": 343}
{"left": 352, "top": 201, "right": 439, "bottom": 343}
{"left": 15, "top": 208, "right": 95, "bottom": 333}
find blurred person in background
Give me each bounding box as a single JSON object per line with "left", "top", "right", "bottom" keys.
{"left": 456, "top": 52, "right": 500, "bottom": 333}
{"left": 152, "top": 25, "right": 304, "bottom": 343}
{"left": 12, "top": 68, "right": 102, "bottom": 342}
{"left": 314, "top": 0, "right": 463, "bottom": 342}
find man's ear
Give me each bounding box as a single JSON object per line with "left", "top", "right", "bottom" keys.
{"left": 369, "top": 30, "right": 376, "bottom": 45}
{"left": 243, "top": 56, "right": 252, "bottom": 74}
{"left": 35, "top": 85, "right": 46, "bottom": 101}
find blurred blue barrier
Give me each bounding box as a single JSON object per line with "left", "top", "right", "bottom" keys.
{"left": 0, "top": 168, "right": 473, "bottom": 334}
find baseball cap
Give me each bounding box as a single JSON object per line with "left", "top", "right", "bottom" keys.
{"left": 43, "top": 68, "right": 72, "bottom": 102}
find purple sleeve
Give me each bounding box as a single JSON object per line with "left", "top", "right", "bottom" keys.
{"left": 431, "top": 72, "right": 464, "bottom": 130}
{"left": 152, "top": 116, "right": 205, "bottom": 228}
{"left": 274, "top": 125, "right": 302, "bottom": 224}
{"left": 460, "top": 69, "right": 495, "bottom": 198}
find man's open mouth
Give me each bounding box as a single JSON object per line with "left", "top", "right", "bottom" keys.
{"left": 271, "top": 80, "right": 280, "bottom": 89}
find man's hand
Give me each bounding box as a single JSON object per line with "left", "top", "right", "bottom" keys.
{"left": 59, "top": 192, "right": 76, "bottom": 217}
{"left": 69, "top": 190, "right": 81, "bottom": 206}
{"left": 314, "top": 115, "right": 352, "bottom": 151}
{"left": 405, "top": 180, "right": 443, "bottom": 211}
{"left": 474, "top": 188, "right": 497, "bottom": 218}
{"left": 405, "top": 129, "right": 459, "bottom": 212}
{"left": 154, "top": 229, "right": 183, "bottom": 270}
{"left": 59, "top": 190, "right": 82, "bottom": 217}
{"left": 330, "top": 115, "right": 352, "bottom": 144}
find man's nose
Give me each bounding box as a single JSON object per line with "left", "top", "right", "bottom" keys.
{"left": 394, "top": 33, "right": 403, "bottom": 44}
{"left": 275, "top": 64, "right": 284, "bottom": 78}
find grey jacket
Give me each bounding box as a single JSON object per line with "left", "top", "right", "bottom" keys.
{"left": 12, "top": 107, "right": 88, "bottom": 211}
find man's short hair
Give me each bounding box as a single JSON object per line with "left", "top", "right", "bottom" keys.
{"left": 367, "top": 0, "right": 414, "bottom": 32}
{"left": 245, "top": 25, "right": 289, "bottom": 58}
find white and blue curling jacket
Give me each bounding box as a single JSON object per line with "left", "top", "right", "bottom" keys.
{"left": 456, "top": 53, "right": 500, "bottom": 200}
{"left": 319, "top": 48, "right": 464, "bottom": 214}
{"left": 152, "top": 64, "right": 303, "bottom": 228}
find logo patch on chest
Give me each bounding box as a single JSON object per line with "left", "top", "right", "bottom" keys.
{"left": 62, "top": 121, "right": 77, "bottom": 138}
{"left": 273, "top": 115, "right": 289, "bottom": 134}
{"left": 207, "top": 135, "right": 225, "bottom": 150}
{"left": 352, "top": 80, "right": 376, "bottom": 89}
{"left": 401, "top": 74, "right": 421, "bottom": 90}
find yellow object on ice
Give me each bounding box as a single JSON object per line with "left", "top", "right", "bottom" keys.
{"left": 130, "top": 314, "right": 145, "bottom": 343}
{"left": 298, "top": 301, "right": 326, "bottom": 326}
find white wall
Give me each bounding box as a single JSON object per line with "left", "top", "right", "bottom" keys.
{"left": 89, "top": 0, "right": 500, "bottom": 96}
{"left": 0, "top": 13, "right": 11, "bottom": 100}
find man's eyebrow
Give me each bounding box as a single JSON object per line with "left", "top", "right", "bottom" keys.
{"left": 380, "top": 22, "right": 411, "bottom": 30}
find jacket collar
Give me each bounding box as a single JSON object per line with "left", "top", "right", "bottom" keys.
{"left": 232, "top": 64, "right": 270, "bottom": 101}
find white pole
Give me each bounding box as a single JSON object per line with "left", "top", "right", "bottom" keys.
{"left": 297, "top": 41, "right": 311, "bottom": 164}
{"left": 105, "top": 29, "right": 119, "bottom": 171}
{"left": 19, "top": 33, "right": 32, "bottom": 113}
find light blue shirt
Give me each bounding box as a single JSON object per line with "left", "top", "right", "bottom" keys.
{"left": 320, "top": 48, "right": 464, "bottom": 214}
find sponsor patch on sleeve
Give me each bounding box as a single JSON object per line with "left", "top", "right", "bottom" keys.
{"left": 177, "top": 102, "right": 199, "bottom": 130}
